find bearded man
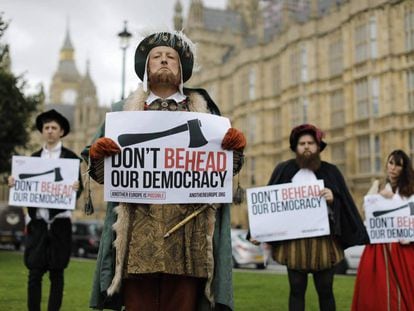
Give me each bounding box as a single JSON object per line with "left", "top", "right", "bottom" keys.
{"left": 251, "top": 124, "right": 368, "bottom": 311}
{"left": 82, "top": 31, "right": 245, "bottom": 311}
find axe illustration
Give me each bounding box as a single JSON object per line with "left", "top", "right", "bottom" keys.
{"left": 19, "top": 167, "right": 63, "bottom": 182}
{"left": 373, "top": 201, "right": 414, "bottom": 217}
{"left": 118, "top": 118, "right": 208, "bottom": 148}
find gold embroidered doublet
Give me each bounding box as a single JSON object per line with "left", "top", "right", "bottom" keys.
{"left": 126, "top": 204, "right": 213, "bottom": 278}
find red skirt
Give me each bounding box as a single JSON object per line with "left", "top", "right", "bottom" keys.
{"left": 352, "top": 243, "right": 414, "bottom": 311}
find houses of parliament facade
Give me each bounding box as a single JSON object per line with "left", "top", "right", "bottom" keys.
{"left": 177, "top": 0, "right": 414, "bottom": 227}
{"left": 18, "top": 28, "right": 109, "bottom": 219}
{"left": 5, "top": 0, "right": 414, "bottom": 227}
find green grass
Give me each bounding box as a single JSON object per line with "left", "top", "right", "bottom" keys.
{"left": 0, "top": 251, "right": 95, "bottom": 311}
{"left": 0, "top": 251, "right": 356, "bottom": 310}
{"left": 233, "top": 269, "right": 355, "bottom": 310}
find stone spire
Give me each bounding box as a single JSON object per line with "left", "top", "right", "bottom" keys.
{"left": 188, "top": 0, "right": 204, "bottom": 26}
{"left": 78, "top": 59, "right": 97, "bottom": 99}
{"left": 55, "top": 23, "right": 80, "bottom": 79}
{"left": 75, "top": 59, "right": 99, "bottom": 136}
{"left": 0, "top": 44, "right": 11, "bottom": 73}
{"left": 60, "top": 23, "right": 75, "bottom": 61}
{"left": 310, "top": 0, "right": 319, "bottom": 19}
{"left": 49, "top": 24, "right": 81, "bottom": 104}
{"left": 174, "top": 0, "right": 183, "bottom": 30}
{"left": 228, "top": 0, "right": 259, "bottom": 30}
{"left": 227, "top": 0, "right": 242, "bottom": 11}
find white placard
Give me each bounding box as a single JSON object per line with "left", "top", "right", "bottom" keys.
{"left": 103, "top": 111, "right": 233, "bottom": 204}
{"left": 247, "top": 180, "right": 330, "bottom": 242}
{"left": 364, "top": 194, "right": 414, "bottom": 243}
{"left": 9, "top": 156, "right": 80, "bottom": 210}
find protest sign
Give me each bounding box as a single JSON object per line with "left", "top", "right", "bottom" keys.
{"left": 103, "top": 111, "right": 233, "bottom": 204}
{"left": 247, "top": 180, "right": 330, "bottom": 242}
{"left": 9, "top": 156, "right": 80, "bottom": 210}
{"left": 364, "top": 194, "right": 414, "bottom": 243}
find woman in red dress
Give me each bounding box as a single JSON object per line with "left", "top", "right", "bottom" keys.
{"left": 352, "top": 149, "right": 414, "bottom": 311}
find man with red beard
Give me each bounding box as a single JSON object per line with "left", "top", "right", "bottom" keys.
{"left": 252, "top": 124, "right": 368, "bottom": 311}
{"left": 82, "top": 31, "right": 245, "bottom": 311}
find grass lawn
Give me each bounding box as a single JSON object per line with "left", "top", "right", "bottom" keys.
{"left": 0, "top": 251, "right": 356, "bottom": 310}
{"left": 233, "top": 269, "right": 355, "bottom": 310}
{"left": 0, "top": 251, "right": 95, "bottom": 311}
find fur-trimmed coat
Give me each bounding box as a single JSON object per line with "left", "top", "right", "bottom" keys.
{"left": 83, "top": 87, "right": 233, "bottom": 311}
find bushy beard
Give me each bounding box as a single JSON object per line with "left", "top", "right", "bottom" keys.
{"left": 296, "top": 151, "right": 321, "bottom": 171}
{"left": 148, "top": 69, "right": 180, "bottom": 87}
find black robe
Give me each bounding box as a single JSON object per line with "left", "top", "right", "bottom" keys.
{"left": 24, "top": 146, "right": 83, "bottom": 270}
{"left": 267, "top": 159, "right": 369, "bottom": 249}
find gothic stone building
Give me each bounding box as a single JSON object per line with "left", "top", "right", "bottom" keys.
{"left": 30, "top": 28, "right": 108, "bottom": 219}
{"left": 174, "top": 0, "right": 414, "bottom": 227}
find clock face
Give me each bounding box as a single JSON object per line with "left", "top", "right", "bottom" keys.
{"left": 61, "top": 89, "right": 77, "bottom": 104}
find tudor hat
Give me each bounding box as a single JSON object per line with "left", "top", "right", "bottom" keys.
{"left": 289, "top": 124, "right": 327, "bottom": 152}
{"left": 35, "top": 109, "right": 70, "bottom": 137}
{"left": 134, "top": 31, "right": 194, "bottom": 83}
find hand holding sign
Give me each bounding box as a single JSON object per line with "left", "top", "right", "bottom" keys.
{"left": 379, "top": 188, "right": 394, "bottom": 199}
{"left": 320, "top": 187, "right": 334, "bottom": 204}
{"left": 249, "top": 238, "right": 261, "bottom": 246}
{"left": 9, "top": 156, "right": 80, "bottom": 210}
{"left": 103, "top": 111, "right": 233, "bottom": 204}
{"left": 8, "top": 176, "right": 15, "bottom": 188}
{"left": 72, "top": 181, "right": 80, "bottom": 192}
{"left": 364, "top": 194, "right": 414, "bottom": 243}
{"left": 247, "top": 181, "right": 330, "bottom": 242}
{"left": 221, "top": 128, "right": 246, "bottom": 151}
{"left": 90, "top": 137, "right": 121, "bottom": 160}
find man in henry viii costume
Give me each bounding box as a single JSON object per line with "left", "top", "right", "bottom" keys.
{"left": 82, "top": 31, "right": 246, "bottom": 311}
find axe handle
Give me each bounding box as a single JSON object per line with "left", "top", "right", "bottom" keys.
{"left": 118, "top": 123, "right": 188, "bottom": 147}
{"left": 164, "top": 205, "right": 209, "bottom": 238}
{"left": 373, "top": 204, "right": 408, "bottom": 217}
{"left": 19, "top": 169, "right": 55, "bottom": 180}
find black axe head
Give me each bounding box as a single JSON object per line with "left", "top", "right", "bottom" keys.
{"left": 409, "top": 201, "right": 414, "bottom": 215}
{"left": 18, "top": 167, "right": 63, "bottom": 182}
{"left": 187, "top": 119, "right": 208, "bottom": 148}
{"left": 54, "top": 167, "right": 63, "bottom": 182}
{"left": 117, "top": 118, "right": 209, "bottom": 148}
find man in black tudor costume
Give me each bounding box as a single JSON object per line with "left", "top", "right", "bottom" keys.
{"left": 9, "top": 109, "right": 83, "bottom": 311}
{"left": 82, "top": 31, "right": 245, "bottom": 311}
{"left": 250, "top": 124, "right": 368, "bottom": 311}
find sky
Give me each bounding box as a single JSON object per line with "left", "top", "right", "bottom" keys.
{"left": 2, "top": 0, "right": 226, "bottom": 106}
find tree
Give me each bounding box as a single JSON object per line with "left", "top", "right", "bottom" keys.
{"left": 0, "top": 13, "right": 43, "bottom": 174}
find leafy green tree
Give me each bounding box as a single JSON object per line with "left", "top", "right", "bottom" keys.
{"left": 0, "top": 13, "right": 43, "bottom": 174}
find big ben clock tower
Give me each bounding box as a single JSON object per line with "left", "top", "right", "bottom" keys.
{"left": 49, "top": 26, "right": 81, "bottom": 105}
